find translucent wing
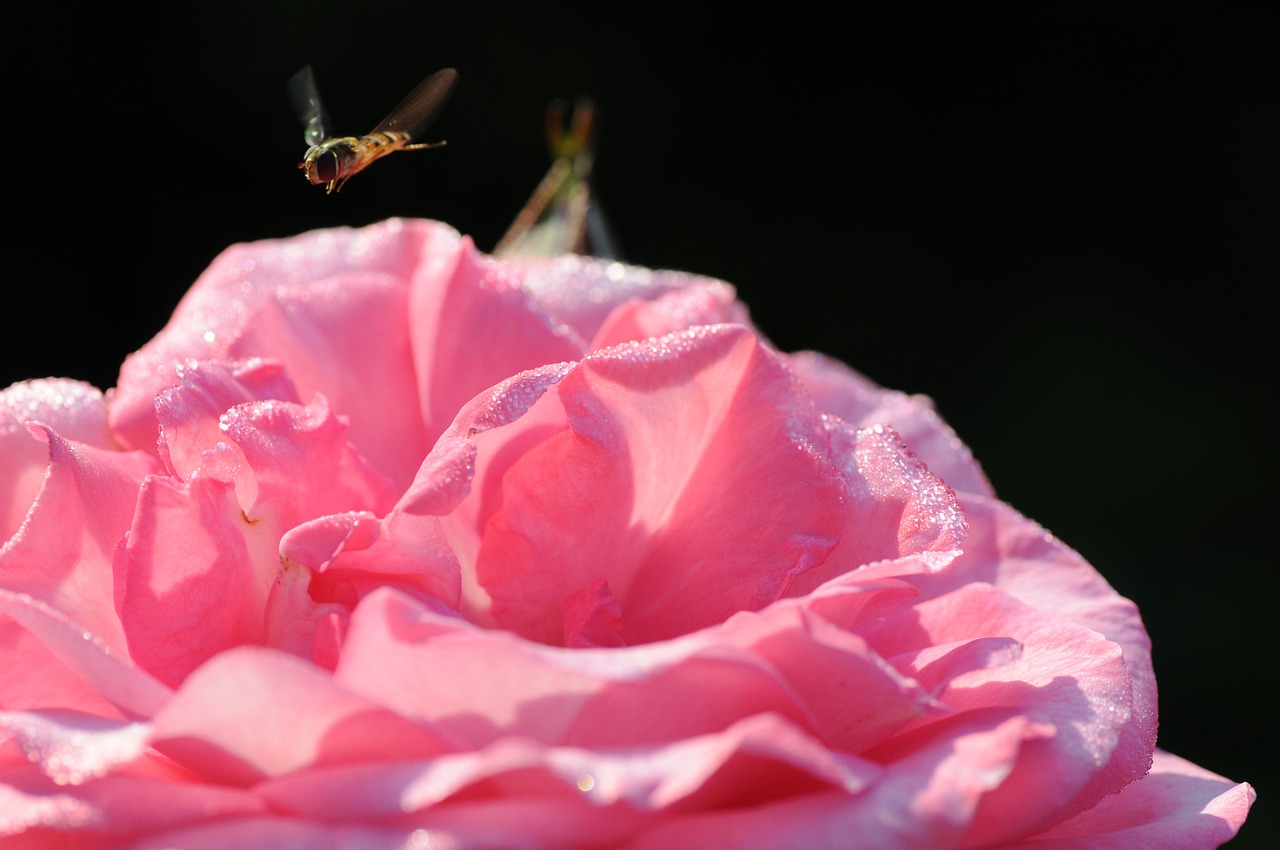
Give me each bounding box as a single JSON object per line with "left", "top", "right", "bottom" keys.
{"left": 289, "top": 65, "right": 333, "bottom": 147}
{"left": 370, "top": 68, "right": 459, "bottom": 139}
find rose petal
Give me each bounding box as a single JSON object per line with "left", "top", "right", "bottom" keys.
{"left": 0, "top": 379, "right": 112, "bottom": 449}
{"left": 125, "top": 818, "right": 421, "bottom": 850}
{"left": 718, "top": 601, "right": 940, "bottom": 752}
{"left": 154, "top": 357, "right": 300, "bottom": 486}
{"left": 0, "top": 620, "right": 122, "bottom": 717}
{"left": 224, "top": 395, "right": 397, "bottom": 523}
{"left": 399, "top": 361, "right": 574, "bottom": 519}
{"left": 334, "top": 590, "right": 826, "bottom": 751}
{"left": 334, "top": 588, "right": 937, "bottom": 757}
{"left": 0, "top": 590, "right": 171, "bottom": 719}
{"left": 865, "top": 581, "right": 1139, "bottom": 843}
{"left": 0, "top": 710, "right": 148, "bottom": 786}
{"left": 117, "top": 473, "right": 273, "bottom": 687}
{"left": 258, "top": 713, "right": 880, "bottom": 825}
{"left": 230, "top": 357, "right": 568, "bottom": 647}
{"left": 983, "top": 749, "right": 1255, "bottom": 849}
{"left": 563, "top": 579, "right": 625, "bottom": 648}
{"left": 132, "top": 810, "right": 625, "bottom": 850}
{"left": 590, "top": 280, "right": 751, "bottom": 349}
{"left": 112, "top": 220, "right": 463, "bottom": 489}
{"left": 915, "top": 493, "right": 1159, "bottom": 825}
{"left": 261, "top": 553, "right": 351, "bottom": 669}
{"left": 789, "top": 350, "right": 994, "bottom": 497}
{"left": 508, "top": 254, "right": 731, "bottom": 344}
{"left": 1, "top": 379, "right": 112, "bottom": 540}
{"left": 630, "top": 715, "right": 1031, "bottom": 850}
{"left": 120, "top": 392, "right": 402, "bottom": 685}
{"left": 0, "top": 425, "right": 160, "bottom": 654}
{"left": 148, "top": 647, "right": 454, "bottom": 786}
{"left": 785, "top": 422, "right": 968, "bottom": 597}
{"left": 478, "top": 325, "right": 846, "bottom": 644}
{"left": 0, "top": 768, "right": 264, "bottom": 842}
{"left": 280, "top": 509, "right": 460, "bottom": 614}
{"left": 407, "top": 236, "right": 582, "bottom": 453}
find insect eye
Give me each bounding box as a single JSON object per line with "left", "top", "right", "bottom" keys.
{"left": 314, "top": 150, "right": 340, "bottom": 182}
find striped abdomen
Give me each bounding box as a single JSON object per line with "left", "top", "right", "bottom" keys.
{"left": 299, "top": 130, "right": 417, "bottom": 194}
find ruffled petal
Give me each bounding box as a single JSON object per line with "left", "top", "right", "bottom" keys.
{"left": 220, "top": 395, "right": 397, "bottom": 523}
{"left": 116, "top": 473, "right": 273, "bottom": 688}
{"left": 590, "top": 280, "right": 751, "bottom": 349}
{"left": 279, "top": 510, "right": 460, "bottom": 621}
{"left": 120, "top": 390, "right": 402, "bottom": 685}
{"left": 982, "top": 749, "right": 1255, "bottom": 849}
{"left": 400, "top": 361, "right": 575, "bottom": 520}
{"left": 131, "top": 812, "right": 622, "bottom": 850}
{"left": 258, "top": 713, "right": 879, "bottom": 830}
{"left": 112, "top": 220, "right": 463, "bottom": 489}
{"left": 789, "top": 351, "right": 993, "bottom": 497}
{"left": 0, "top": 425, "right": 160, "bottom": 654}
{"left": 334, "top": 587, "right": 939, "bottom": 757}
{"left": 0, "top": 710, "right": 148, "bottom": 786}
{"left": 864, "top": 580, "right": 1139, "bottom": 844}
{"left": 478, "top": 325, "right": 846, "bottom": 644}
{"left": 0, "top": 768, "right": 263, "bottom": 845}
{"left": 629, "top": 715, "right": 1031, "bottom": 850}
{"left": 334, "top": 590, "right": 830, "bottom": 750}
{"left": 0, "top": 591, "right": 171, "bottom": 720}
{"left": 1, "top": 379, "right": 113, "bottom": 540}
{"left": 506, "top": 255, "right": 733, "bottom": 344}
{"left": 915, "top": 494, "right": 1159, "bottom": 826}
{"left": 125, "top": 818, "right": 418, "bottom": 850}
{"left": 407, "top": 235, "right": 582, "bottom": 452}
{"left": 147, "top": 647, "right": 454, "bottom": 786}
{"left": 0, "top": 620, "right": 123, "bottom": 717}
{"left": 153, "top": 358, "right": 300, "bottom": 485}
{"left": 785, "top": 421, "right": 968, "bottom": 597}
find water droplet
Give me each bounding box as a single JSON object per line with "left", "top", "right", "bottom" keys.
{"left": 576, "top": 773, "right": 595, "bottom": 792}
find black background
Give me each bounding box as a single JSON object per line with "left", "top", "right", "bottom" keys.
{"left": 3, "top": 3, "right": 1272, "bottom": 845}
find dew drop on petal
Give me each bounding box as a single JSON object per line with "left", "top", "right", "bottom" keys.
{"left": 8, "top": 715, "right": 149, "bottom": 786}
{"left": 577, "top": 773, "right": 596, "bottom": 792}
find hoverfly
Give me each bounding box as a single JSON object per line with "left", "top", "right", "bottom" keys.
{"left": 289, "top": 65, "right": 458, "bottom": 193}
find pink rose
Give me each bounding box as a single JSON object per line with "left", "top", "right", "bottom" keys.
{"left": 1, "top": 219, "right": 1252, "bottom": 847}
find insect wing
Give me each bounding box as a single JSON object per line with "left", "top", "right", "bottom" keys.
{"left": 289, "top": 65, "right": 333, "bottom": 147}
{"left": 370, "top": 68, "right": 459, "bottom": 139}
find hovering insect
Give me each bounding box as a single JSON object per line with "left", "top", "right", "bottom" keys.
{"left": 289, "top": 65, "right": 458, "bottom": 193}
